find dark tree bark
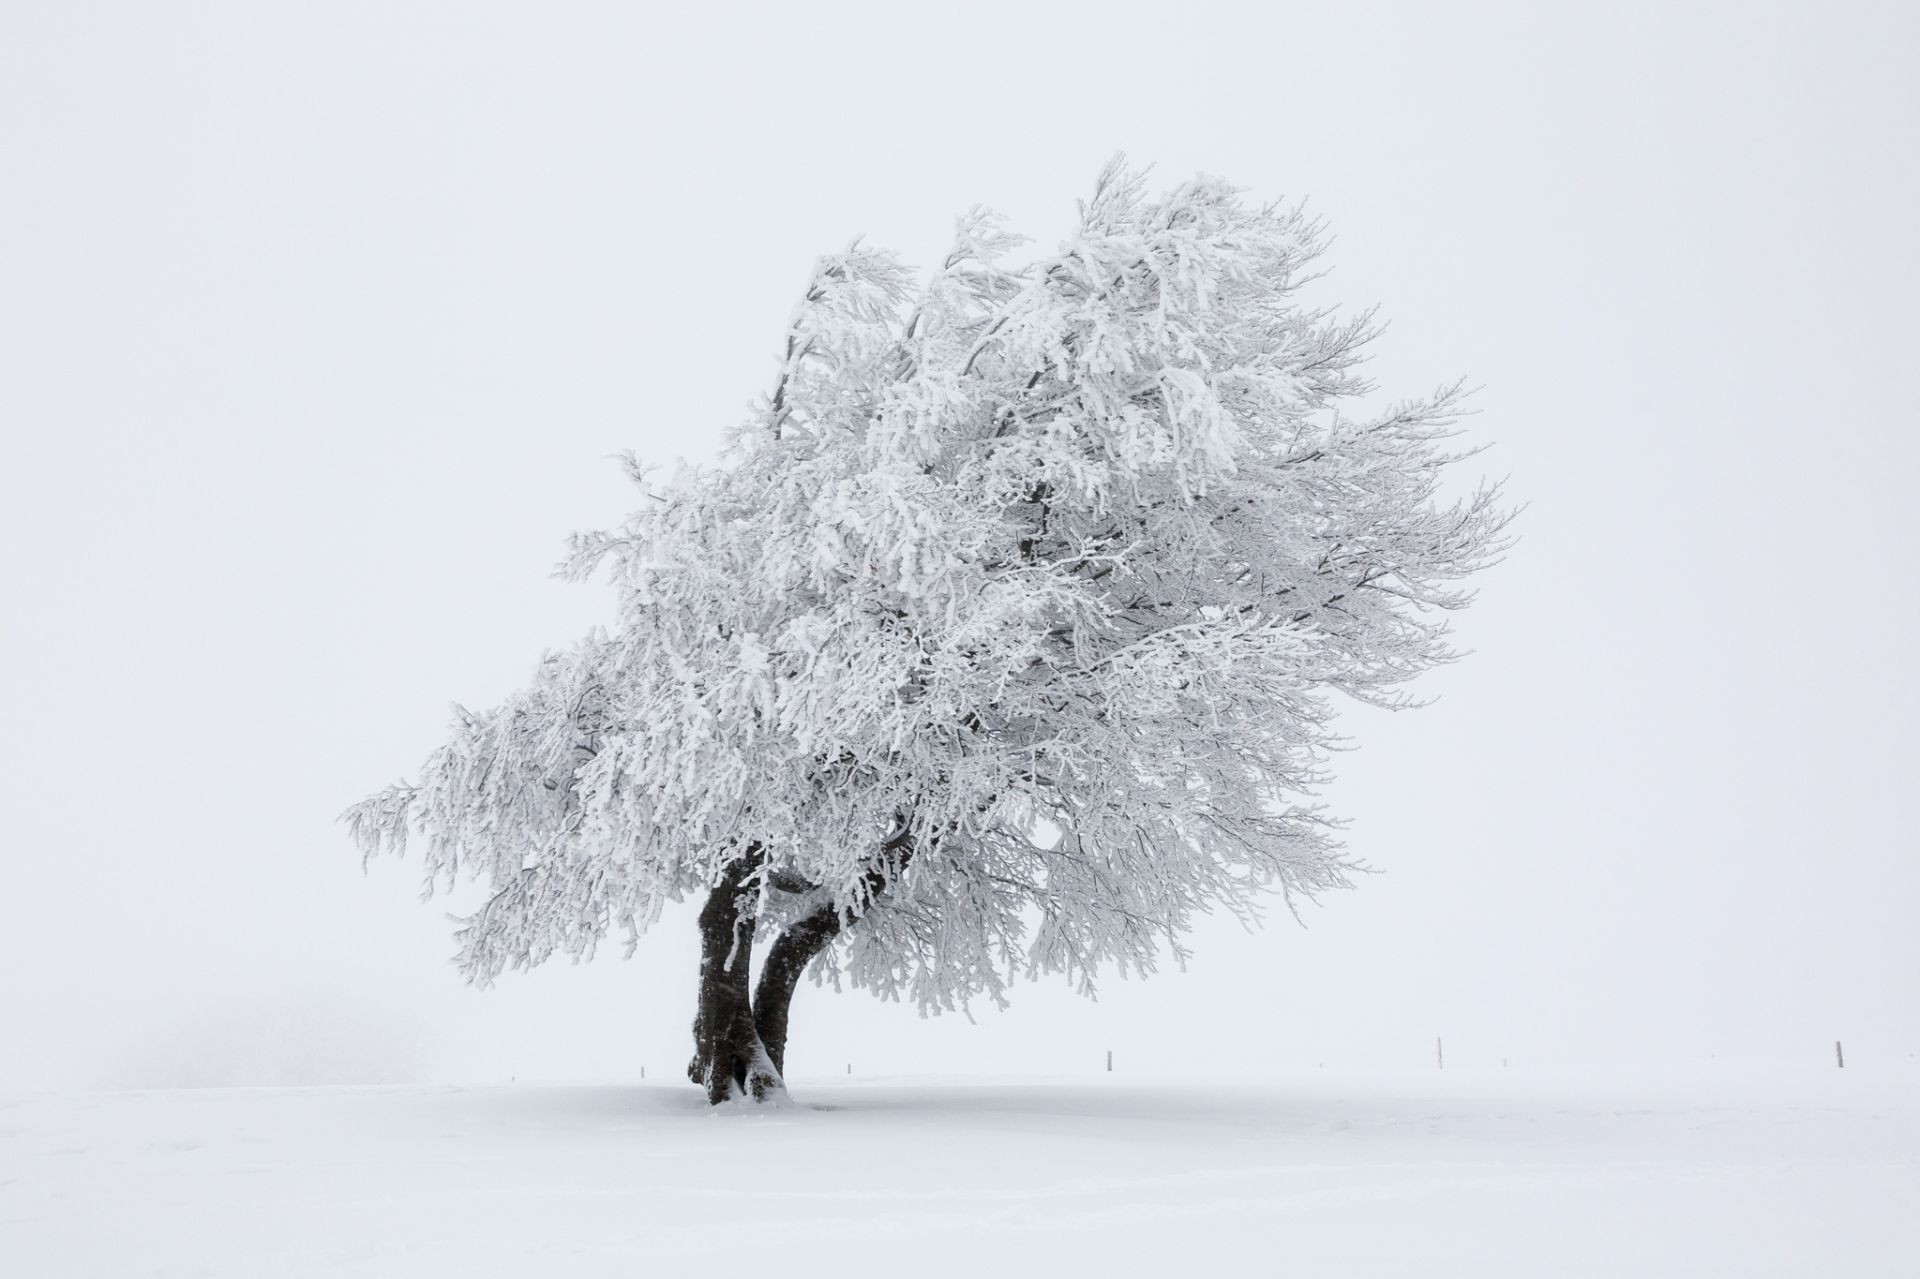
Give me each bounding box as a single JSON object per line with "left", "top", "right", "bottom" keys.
{"left": 751, "top": 824, "right": 917, "bottom": 1078}
{"left": 686, "top": 826, "right": 918, "bottom": 1104}
{"left": 686, "top": 849, "right": 783, "bottom": 1104}
{"left": 752, "top": 903, "right": 843, "bottom": 1077}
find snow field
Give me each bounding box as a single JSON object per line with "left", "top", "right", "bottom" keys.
{"left": 3, "top": 1063, "right": 1914, "bottom": 1277}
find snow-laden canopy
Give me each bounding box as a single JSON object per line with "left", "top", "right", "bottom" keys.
{"left": 347, "top": 162, "right": 1510, "bottom": 1025}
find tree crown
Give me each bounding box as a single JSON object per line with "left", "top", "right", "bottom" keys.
{"left": 346, "top": 161, "right": 1512, "bottom": 1015}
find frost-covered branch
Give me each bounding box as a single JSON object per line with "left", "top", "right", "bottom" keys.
{"left": 347, "top": 159, "right": 1513, "bottom": 1021}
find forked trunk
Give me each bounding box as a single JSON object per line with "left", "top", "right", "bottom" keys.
{"left": 687, "top": 853, "right": 785, "bottom": 1105}
{"left": 688, "top": 833, "right": 912, "bottom": 1102}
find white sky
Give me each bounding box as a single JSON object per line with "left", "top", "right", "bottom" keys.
{"left": 2, "top": 1, "right": 1914, "bottom": 1090}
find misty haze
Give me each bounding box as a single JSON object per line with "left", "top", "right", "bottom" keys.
{"left": 2, "top": 3, "right": 1914, "bottom": 1276}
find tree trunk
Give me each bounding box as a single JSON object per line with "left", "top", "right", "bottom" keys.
{"left": 688, "top": 829, "right": 915, "bottom": 1102}
{"left": 752, "top": 903, "right": 844, "bottom": 1077}
{"left": 748, "top": 826, "right": 917, "bottom": 1080}
{"left": 687, "top": 851, "right": 785, "bottom": 1105}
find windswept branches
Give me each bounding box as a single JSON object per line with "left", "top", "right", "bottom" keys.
{"left": 347, "top": 160, "right": 1511, "bottom": 1091}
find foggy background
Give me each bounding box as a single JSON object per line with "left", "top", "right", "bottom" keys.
{"left": 2, "top": 1, "right": 1913, "bottom": 1092}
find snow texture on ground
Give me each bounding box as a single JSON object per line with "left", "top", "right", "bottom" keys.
{"left": 3, "top": 1064, "right": 1914, "bottom": 1277}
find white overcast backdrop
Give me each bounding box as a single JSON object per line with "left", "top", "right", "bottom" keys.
{"left": 2, "top": 1, "right": 1914, "bottom": 1091}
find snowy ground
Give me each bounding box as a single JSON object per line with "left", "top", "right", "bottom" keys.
{"left": 4, "top": 1063, "right": 1915, "bottom": 1277}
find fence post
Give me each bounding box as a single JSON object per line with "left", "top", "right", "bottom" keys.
{"left": 1106, "top": 1049, "right": 1113, "bottom": 1072}
{"left": 1836, "top": 1040, "right": 1845, "bottom": 1069}
{"left": 1436, "top": 1036, "right": 1444, "bottom": 1070}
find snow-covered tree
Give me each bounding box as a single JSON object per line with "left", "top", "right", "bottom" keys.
{"left": 345, "top": 161, "right": 1512, "bottom": 1104}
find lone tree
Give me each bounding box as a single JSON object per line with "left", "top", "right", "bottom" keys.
{"left": 346, "top": 162, "right": 1511, "bottom": 1104}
